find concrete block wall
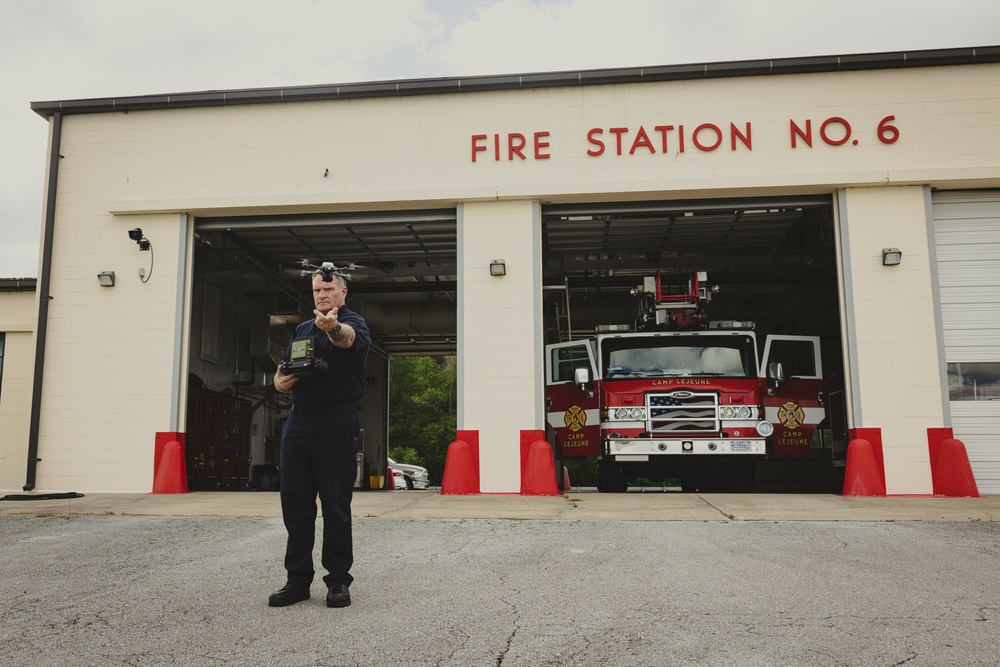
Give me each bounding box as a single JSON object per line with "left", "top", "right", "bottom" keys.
{"left": 33, "top": 209, "right": 184, "bottom": 492}
{"left": 459, "top": 200, "right": 541, "bottom": 493}
{"left": 0, "top": 290, "right": 37, "bottom": 492}
{"left": 841, "top": 186, "right": 942, "bottom": 494}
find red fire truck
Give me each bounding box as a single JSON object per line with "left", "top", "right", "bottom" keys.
{"left": 545, "top": 271, "right": 826, "bottom": 492}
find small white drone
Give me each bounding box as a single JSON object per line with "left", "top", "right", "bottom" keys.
{"left": 298, "top": 259, "right": 356, "bottom": 283}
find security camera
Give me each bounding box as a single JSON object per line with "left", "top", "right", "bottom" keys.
{"left": 128, "top": 228, "right": 150, "bottom": 251}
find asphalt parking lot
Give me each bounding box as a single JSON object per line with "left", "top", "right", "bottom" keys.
{"left": 1, "top": 491, "right": 998, "bottom": 666}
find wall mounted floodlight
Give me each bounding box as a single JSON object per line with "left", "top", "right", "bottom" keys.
{"left": 882, "top": 247, "right": 902, "bottom": 266}
{"left": 490, "top": 259, "right": 506, "bottom": 276}
{"left": 97, "top": 271, "right": 116, "bottom": 287}
{"left": 129, "top": 227, "right": 150, "bottom": 251}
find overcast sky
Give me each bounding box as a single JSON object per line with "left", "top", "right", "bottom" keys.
{"left": 2, "top": 0, "right": 997, "bottom": 278}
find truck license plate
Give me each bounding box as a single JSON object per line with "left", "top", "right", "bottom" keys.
{"left": 731, "top": 441, "right": 752, "bottom": 452}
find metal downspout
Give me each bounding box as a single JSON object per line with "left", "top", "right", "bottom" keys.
{"left": 24, "top": 111, "right": 62, "bottom": 491}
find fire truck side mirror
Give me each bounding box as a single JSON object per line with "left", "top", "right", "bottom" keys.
{"left": 574, "top": 366, "right": 592, "bottom": 390}
{"left": 767, "top": 362, "right": 785, "bottom": 388}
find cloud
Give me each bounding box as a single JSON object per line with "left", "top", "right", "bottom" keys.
{"left": 427, "top": 0, "right": 1000, "bottom": 76}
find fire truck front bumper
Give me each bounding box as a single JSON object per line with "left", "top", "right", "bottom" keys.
{"left": 605, "top": 437, "right": 767, "bottom": 458}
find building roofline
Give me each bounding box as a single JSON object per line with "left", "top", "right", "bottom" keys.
{"left": 0, "top": 278, "right": 38, "bottom": 291}
{"left": 30, "top": 45, "right": 1000, "bottom": 119}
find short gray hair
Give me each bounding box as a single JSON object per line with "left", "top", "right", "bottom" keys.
{"left": 312, "top": 273, "right": 346, "bottom": 288}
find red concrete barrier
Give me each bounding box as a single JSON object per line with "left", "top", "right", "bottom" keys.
{"left": 520, "top": 439, "right": 560, "bottom": 496}
{"left": 441, "top": 439, "right": 479, "bottom": 495}
{"left": 933, "top": 438, "right": 980, "bottom": 497}
{"left": 152, "top": 440, "right": 188, "bottom": 494}
{"left": 842, "top": 438, "right": 886, "bottom": 496}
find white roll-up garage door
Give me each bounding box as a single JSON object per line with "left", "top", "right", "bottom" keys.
{"left": 933, "top": 190, "right": 1000, "bottom": 494}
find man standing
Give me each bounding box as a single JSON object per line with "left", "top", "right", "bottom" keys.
{"left": 269, "top": 271, "right": 370, "bottom": 608}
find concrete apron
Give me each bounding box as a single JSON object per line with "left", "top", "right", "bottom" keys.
{"left": 1, "top": 491, "right": 998, "bottom": 522}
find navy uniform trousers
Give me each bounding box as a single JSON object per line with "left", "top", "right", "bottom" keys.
{"left": 279, "top": 405, "right": 359, "bottom": 588}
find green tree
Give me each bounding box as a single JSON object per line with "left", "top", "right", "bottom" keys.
{"left": 387, "top": 446, "right": 425, "bottom": 468}
{"left": 388, "top": 356, "right": 457, "bottom": 486}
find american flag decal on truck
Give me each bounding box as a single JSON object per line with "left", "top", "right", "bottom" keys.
{"left": 648, "top": 391, "right": 720, "bottom": 433}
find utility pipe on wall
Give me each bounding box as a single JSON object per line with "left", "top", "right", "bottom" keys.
{"left": 24, "top": 111, "right": 62, "bottom": 491}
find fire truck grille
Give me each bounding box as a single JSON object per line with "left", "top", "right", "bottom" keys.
{"left": 647, "top": 391, "right": 719, "bottom": 434}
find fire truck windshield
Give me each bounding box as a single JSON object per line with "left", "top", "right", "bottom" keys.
{"left": 601, "top": 334, "right": 757, "bottom": 380}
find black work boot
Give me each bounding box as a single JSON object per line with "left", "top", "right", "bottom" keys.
{"left": 268, "top": 583, "right": 310, "bottom": 607}
{"left": 326, "top": 584, "right": 351, "bottom": 608}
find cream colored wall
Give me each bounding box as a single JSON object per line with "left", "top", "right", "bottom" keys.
{"left": 0, "top": 291, "right": 37, "bottom": 491}
{"left": 95, "top": 64, "right": 1000, "bottom": 218}
{"left": 459, "top": 200, "right": 541, "bottom": 493}
{"left": 841, "top": 186, "right": 941, "bottom": 494}
{"left": 34, "top": 208, "right": 184, "bottom": 492}
{"left": 35, "top": 62, "right": 1000, "bottom": 492}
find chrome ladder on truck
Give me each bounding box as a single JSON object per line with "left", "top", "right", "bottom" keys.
{"left": 543, "top": 277, "right": 574, "bottom": 343}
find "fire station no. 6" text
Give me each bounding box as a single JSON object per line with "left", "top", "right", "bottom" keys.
{"left": 470, "top": 116, "right": 899, "bottom": 161}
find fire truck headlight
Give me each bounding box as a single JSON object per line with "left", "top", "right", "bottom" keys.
{"left": 720, "top": 406, "right": 736, "bottom": 419}
{"left": 629, "top": 407, "right": 645, "bottom": 421}
{"left": 756, "top": 421, "right": 774, "bottom": 437}
{"left": 614, "top": 408, "right": 629, "bottom": 420}
{"left": 737, "top": 406, "right": 752, "bottom": 419}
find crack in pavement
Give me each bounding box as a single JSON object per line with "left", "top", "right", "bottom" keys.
{"left": 695, "top": 494, "right": 737, "bottom": 520}
{"left": 494, "top": 605, "right": 521, "bottom": 667}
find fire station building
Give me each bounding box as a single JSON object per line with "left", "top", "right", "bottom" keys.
{"left": 2, "top": 45, "right": 999, "bottom": 495}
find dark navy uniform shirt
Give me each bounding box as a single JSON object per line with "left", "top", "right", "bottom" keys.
{"left": 286, "top": 305, "right": 371, "bottom": 407}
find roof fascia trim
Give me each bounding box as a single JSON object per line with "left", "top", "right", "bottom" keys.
{"left": 30, "top": 45, "right": 1000, "bottom": 119}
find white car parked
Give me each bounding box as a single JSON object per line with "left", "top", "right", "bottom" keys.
{"left": 387, "top": 456, "right": 430, "bottom": 490}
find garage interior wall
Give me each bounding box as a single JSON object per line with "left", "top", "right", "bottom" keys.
{"left": 459, "top": 200, "right": 542, "bottom": 493}
{"left": 0, "top": 290, "right": 37, "bottom": 490}
{"left": 841, "top": 186, "right": 941, "bottom": 494}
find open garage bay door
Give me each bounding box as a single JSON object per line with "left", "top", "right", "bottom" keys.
{"left": 933, "top": 190, "right": 1000, "bottom": 494}
{"left": 186, "top": 209, "right": 458, "bottom": 491}
{"left": 541, "top": 195, "right": 846, "bottom": 493}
